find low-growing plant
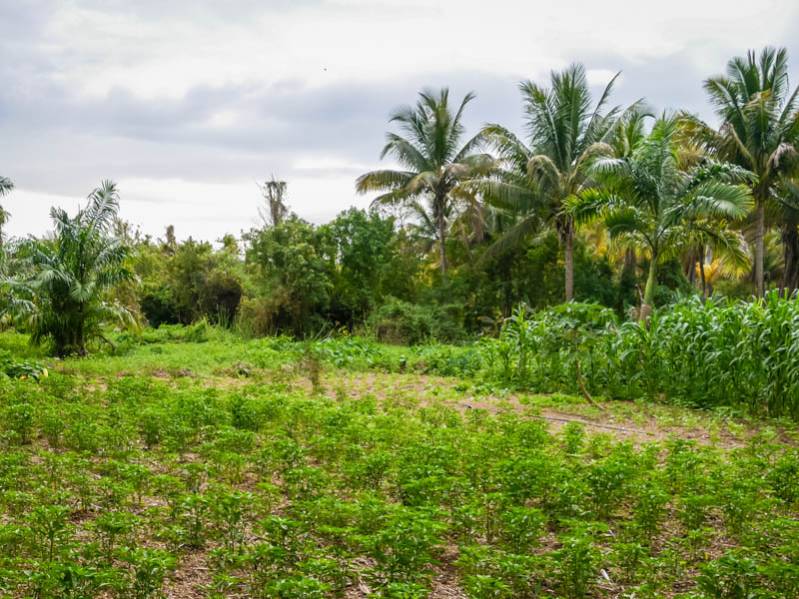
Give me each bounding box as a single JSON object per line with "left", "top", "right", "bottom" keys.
{"left": 121, "top": 547, "right": 176, "bottom": 599}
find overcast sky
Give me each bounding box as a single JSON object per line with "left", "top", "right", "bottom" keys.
{"left": 3, "top": 0, "right": 799, "bottom": 241}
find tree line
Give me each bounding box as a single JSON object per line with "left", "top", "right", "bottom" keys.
{"left": 1, "top": 47, "right": 798, "bottom": 355}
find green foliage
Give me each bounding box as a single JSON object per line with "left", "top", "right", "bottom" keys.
{"left": 0, "top": 336, "right": 795, "bottom": 597}
{"left": 321, "top": 208, "right": 418, "bottom": 325}
{"left": 139, "top": 238, "right": 243, "bottom": 327}
{"left": 368, "top": 297, "right": 465, "bottom": 344}
{"left": 483, "top": 293, "right": 799, "bottom": 419}
{"left": 242, "top": 217, "right": 333, "bottom": 336}
{"left": 4, "top": 181, "right": 136, "bottom": 355}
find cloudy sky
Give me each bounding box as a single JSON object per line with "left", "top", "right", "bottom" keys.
{"left": 3, "top": 0, "right": 799, "bottom": 241}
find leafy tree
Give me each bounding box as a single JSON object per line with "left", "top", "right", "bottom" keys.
{"left": 321, "top": 208, "right": 417, "bottom": 326}
{"left": 356, "top": 88, "right": 493, "bottom": 278}
{"left": 569, "top": 116, "right": 753, "bottom": 317}
{"left": 137, "top": 237, "right": 243, "bottom": 327}
{"left": 168, "top": 239, "right": 218, "bottom": 323}
{"left": 480, "top": 65, "right": 634, "bottom": 300}
{"left": 243, "top": 217, "right": 333, "bottom": 336}
{"left": 690, "top": 47, "right": 799, "bottom": 296}
{"left": 4, "top": 181, "right": 136, "bottom": 355}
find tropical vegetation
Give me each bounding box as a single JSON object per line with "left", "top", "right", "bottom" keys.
{"left": 3, "top": 45, "right": 799, "bottom": 598}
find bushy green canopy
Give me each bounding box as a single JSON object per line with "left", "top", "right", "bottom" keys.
{"left": 4, "top": 181, "right": 136, "bottom": 355}
{"left": 569, "top": 116, "right": 753, "bottom": 307}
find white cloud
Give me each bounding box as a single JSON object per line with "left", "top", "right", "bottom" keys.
{"left": 5, "top": 174, "right": 368, "bottom": 243}
{"left": 3, "top": 0, "right": 799, "bottom": 238}
{"left": 586, "top": 69, "right": 620, "bottom": 87}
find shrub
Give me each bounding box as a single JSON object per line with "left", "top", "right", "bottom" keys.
{"left": 139, "top": 286, "right": 180, "bottom": 327}
{"left": 368, "top": 298, "right": 465, "bottom": 344}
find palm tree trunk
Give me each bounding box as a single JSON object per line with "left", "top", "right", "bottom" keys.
{"left": 641, "top": 257, "right": 658, "bottom": 322}
{"left": 437, "top": 208, "right": 448, "bottom": 279}
{"left": 623, "top": 248, "right": 636, "bottom": 275}
{"left": 686, "top": 250, "right": 695, "bottom": 285}
{"left": 699, "top": 257, "right": 707, "bottom": 300}
{"left": 781, "top": 221, "right": 799, "bottom": 297}
{"left": 754, "top": 199, "right": 766, "bottom": 297}
{"left": 564, "top": 220, "right": 574, "bottom": 302}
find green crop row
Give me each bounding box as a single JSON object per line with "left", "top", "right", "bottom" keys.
{"left": 483, "top": 293, "right": 799, "bottom": 420}
{"left": 0, "top": 369, "right": 797, "bottom": 597}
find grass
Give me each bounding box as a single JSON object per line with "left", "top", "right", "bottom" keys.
{"left": 0, "top": 330, "right": 797, "bottom": 598}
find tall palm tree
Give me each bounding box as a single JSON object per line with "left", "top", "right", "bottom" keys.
{"left": 480, "top": 65, "right": 633, "bottom": 300}
{"left": 5, "top": 180, "right": 136, "bottom": 355}
{"left": 569, "top": 116, "right": 753, "bottom": 318}
{"left": 0, "top": 176, "right": 13, "bottom": 248}
{"left": 356, "top": 88, "right": 493, "bottom": 278}
{"left": 690, "top": 47, "right": 799, "bottom": 297}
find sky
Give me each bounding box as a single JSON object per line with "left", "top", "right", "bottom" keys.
{"left": 3, "top": 0, "right": 799, "bottom": 242}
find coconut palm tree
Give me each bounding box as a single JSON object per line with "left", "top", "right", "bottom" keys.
{"left": 356, "top": 88, "right": 493, "bottom": 278}
{"left": 690, "top": 47, "right": 799, "bottom": 297}
{"left": 0, "top": 176, "right": 13, "bottom": 248}
{"left": 568, "top": 116, "right": 753, "bottom": 318}
{"left": 4, "top": 180, "right": 136, "bottom": 355}
{"left": 479, "top": 65, "right": 635, "bottom": 300}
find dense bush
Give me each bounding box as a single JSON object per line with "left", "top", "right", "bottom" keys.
{"left": 321, "top": 208, "right": 419, "bottom": 326}
{"left": 243, "top": 218, "right": 334, "bottom": 336}
{"left": 137, "top": 238, "right": 244, "bottom": 328}
{"left": 242, "top": 210, "right": 421, "bottom": 337}
{"left": 367, "top": 298, "right": 465, "bottom": 344}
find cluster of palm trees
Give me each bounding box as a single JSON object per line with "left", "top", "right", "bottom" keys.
{"left": 357, "top": 47, "right": 799, "bottom": 313}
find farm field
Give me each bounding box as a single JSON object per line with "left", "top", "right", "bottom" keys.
{"left": 7, "top": 6, "right": 799, "bottom": 599}
{"left": 0, "top": 332, "right": 797, "bottom": 598}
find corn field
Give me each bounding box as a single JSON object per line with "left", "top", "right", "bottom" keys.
{"left": 485, "top": 293, "right": 799, "bottom": 420}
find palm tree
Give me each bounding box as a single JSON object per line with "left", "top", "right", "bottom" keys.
{"left": 479, "top": 64, "right": 634, "bottom": 300}
{"left": 4, "top": 180, "right": 136, "bottom": 356}
{"left": 568, "top": 116, "right": 753, "bottom": 318}
{"left": 691, "top": 47, "right": 799, "bottom": 297}
{"left": 0, "top": 176, "right": 13, "bottom": 248}
{"left": 0, "top": 176, "right": 12, "bottom": 197}
{"left": 356, "top": 88, "right": 493, "bottom": 278}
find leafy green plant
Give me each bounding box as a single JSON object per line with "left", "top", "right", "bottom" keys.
{"left": 484, "top": 294, "right": 799, "bottom": 419}
{"left": 121, "top": 548, "right": 176, "bottom": 599}
{"left": 4, "top": 181, "right": 136, "bottom": 356}
{"left": 555, "top": 528, "right": 601, "bottom": 599}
